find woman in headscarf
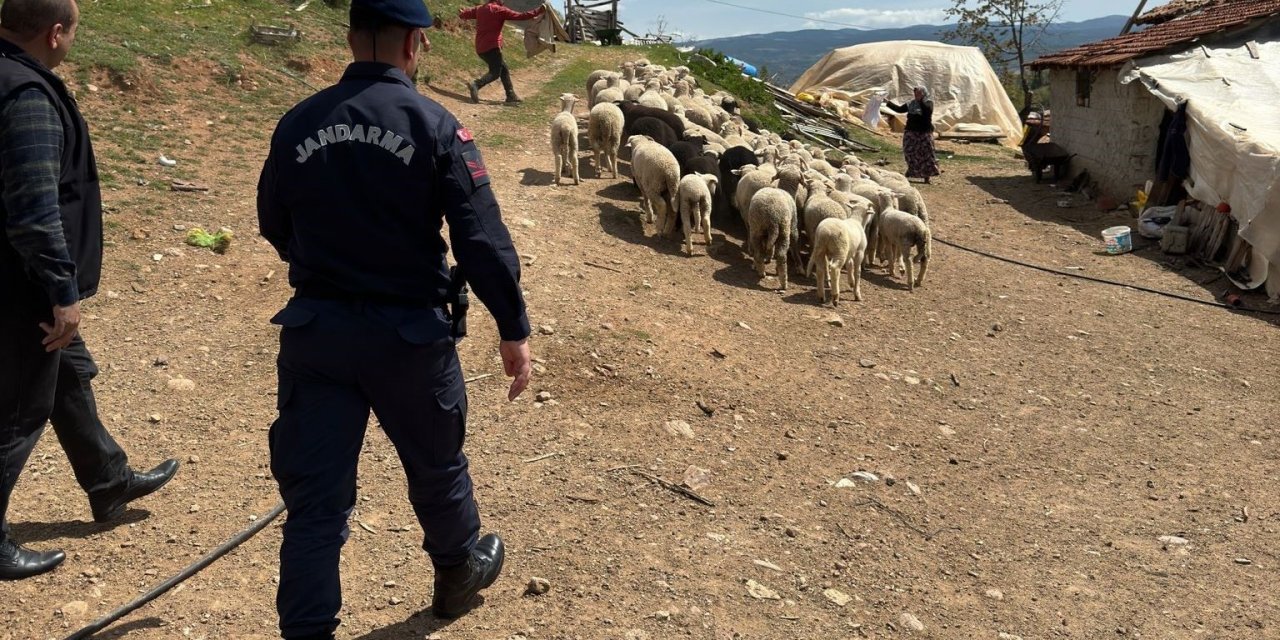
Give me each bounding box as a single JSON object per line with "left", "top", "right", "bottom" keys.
{"left": 887, "top": 87, "right": 940, "bottom": 183}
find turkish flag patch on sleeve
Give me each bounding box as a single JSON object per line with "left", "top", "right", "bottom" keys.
{"left": 461, "top": 148, "right": 490, "bottom": 187}
{"left": 456, "top": 127, "right": 474, "bottom": 143}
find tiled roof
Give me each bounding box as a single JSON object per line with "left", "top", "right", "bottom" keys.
{"left": 1135, "top": 0, "right": 1217, "bottom": 25}
{"left": 1030, "top": 0, "right": 1280, "bottom": 68}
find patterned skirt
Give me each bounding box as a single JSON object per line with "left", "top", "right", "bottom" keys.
{"left": 902, "top": 130, "right": 940, "bottom": 179}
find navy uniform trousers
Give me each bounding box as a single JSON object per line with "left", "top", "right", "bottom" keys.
{"left": 0, "top": 302, "right": 130, "bottom": 542}
{"left": 269, "top": 297, "right": 479, "bottom": 638}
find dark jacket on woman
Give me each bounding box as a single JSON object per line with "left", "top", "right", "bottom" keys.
{"left": 887, "top": 99, "right": 934, "bottom": 133}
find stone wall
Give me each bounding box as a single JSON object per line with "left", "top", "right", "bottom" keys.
{"left": 1047, "top": 68, "right": 1168, "bottom": 199}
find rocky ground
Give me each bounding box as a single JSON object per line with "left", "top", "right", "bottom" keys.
{"left": 4, "top": 45, "right": 1279, "bottom": 640}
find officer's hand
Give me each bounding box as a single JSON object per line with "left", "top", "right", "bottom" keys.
{"left": 499, "top": 338, "right": 531, "bottom": 401}
{"left": 39, "top": 302, "right": 81, "bottom": 352}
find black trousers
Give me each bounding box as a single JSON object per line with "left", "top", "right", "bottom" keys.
{"left": 0, "top": 304, "right": 129, "bottom": 543}
{"left": 268, "top": 298, "right": 479, "bottom": 638}
{"left": 474, "top": 47, "right": 514, "bottom": 95}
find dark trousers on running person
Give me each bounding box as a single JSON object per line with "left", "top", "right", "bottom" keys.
{"left": 0, "top": 301, "right": 130, "bottom": 543}
{"left": 474, "top": 47, "right": 514, "bottom": 97}
{"left": 268, "top": 297, "right": 480, "bottom": 638}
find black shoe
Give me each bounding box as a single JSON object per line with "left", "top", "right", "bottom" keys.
{"left": 466, "top": 81, "right": 479, "bottom": 103}
{"left": 504, "top": 93, "right": 522, "bottom": 104}
{"left": 432, "top": 533, "right": 505, "bottom": 619}
{"left": 90, "top": 459, "right": 180, "bottom": 523}
{"left": 0, "top": 539, "right": 65, "bottom": 580}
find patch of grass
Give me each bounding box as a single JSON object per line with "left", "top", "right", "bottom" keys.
{"left": 495, "top": 55, "right": 599, "bottom": 127}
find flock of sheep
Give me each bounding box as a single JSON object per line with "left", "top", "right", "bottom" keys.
{"left": 548, "top": 59, "right": 934, "bottom": 306}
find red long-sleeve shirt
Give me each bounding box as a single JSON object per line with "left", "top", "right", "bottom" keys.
{"left": 458, "top": 1, "right": 544, "bottom": 54}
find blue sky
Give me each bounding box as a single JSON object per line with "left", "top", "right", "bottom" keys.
{"left": 618, "top": 0, "right": 1171, "bottom": 40}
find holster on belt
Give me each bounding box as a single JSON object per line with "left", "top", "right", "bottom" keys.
{"left": 446, "top": 265, "right": 469, "bottom": 341}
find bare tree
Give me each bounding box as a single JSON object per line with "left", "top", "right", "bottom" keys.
{"left": 942, "top": 0, "right": 1063, "bottom": 113}
{"left": 651, "top": 14, "right": 670, "bottom": 40}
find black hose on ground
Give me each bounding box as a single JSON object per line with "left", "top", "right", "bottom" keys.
{"left": 932, "top": 236, "right": 1280, "bottom": 315}
{"left": 62, "top": 500, "right": 287, "bottom": 640}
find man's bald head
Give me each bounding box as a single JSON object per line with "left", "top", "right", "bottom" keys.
{"left": 1, "top": 0, "right": 77, "bottom": 39}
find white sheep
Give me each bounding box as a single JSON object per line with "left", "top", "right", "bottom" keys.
{"left": 626, "top": 134, "right": 680, "bottom": 234}
{"left": 592, "top": 86, "right": 624, "bottom": 107}
{"left": 747, "top": 187, "right": 795, "bottom": 290}
{"left": 588, "top": 101, "right": 623, "bottom": 179}
{"left": 676, "top": 172, "right": 718, "bottom": 255}
{"left": 732, "top": 163, "right": 778, "bottom": 227}
{"left": 875, "top": 208, "right": 932, "bottom": 291}
{"left": 638, "top": 90, "right": 667, "bottom": 110}
{"left": 806, "top": 217, "right": 867, "bottom": 305}
{"left": 551, "top": 93, "right": 579, "bottom": 186}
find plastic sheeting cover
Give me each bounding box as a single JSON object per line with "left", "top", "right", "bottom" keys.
{"left": 788, "top": 40, "right": 1025, "bottom": 148}
{"left": 1120, "top": 34, "right": 1280, "bottom": 282}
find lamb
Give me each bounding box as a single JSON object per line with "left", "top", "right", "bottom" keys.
{"left": 801, "top": 178, "right": 852, "bottom": 253}
{"left": 675, "top": 172, "right": 718, "bottom": 255}
{"left": 718, "top": 145, "right": 758, "bottom": 214}
{"left": 875, "top": 208, "right": 932, "bottom": 291}
{"left": 638, "top": 90, "right": 668, "bottom": 110}
{"left": 550, "top": 93, "right": 579, "bottom": 186}
{"left": 746, "top": 187, "right": 795, "bottom": 290}
{"left": 683, "top": 154, "right": 727, "bottom": 224}
{"left": 865, "top": 167, "right": 929, "bottom": 222}
{"left": 806, "top": 217, "right": 867, "bottom": 305}
{"left": 588, "top": 101, "right": 623, "bottom": 179}
{"left": 626, "top": 135, "right": 680, "bottom": 235}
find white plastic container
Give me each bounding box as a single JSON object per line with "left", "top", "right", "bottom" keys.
{"left": 1102, "top": 225, "right": 1132, "bottom": 255}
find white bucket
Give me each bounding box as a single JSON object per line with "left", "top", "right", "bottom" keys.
{"left": 1102, "top": 225, "right": 1132, "bottom": 255}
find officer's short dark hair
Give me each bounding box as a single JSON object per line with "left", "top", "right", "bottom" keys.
{"left": 349, "top": 4, "right": 409, "bottom": 34}
{"left": 0, "top": 0, "right": 76, "bottom": 38}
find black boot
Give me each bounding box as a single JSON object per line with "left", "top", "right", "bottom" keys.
{"left": 432, "top": 533, "right": 504, "bottom": 619}
{"left": 466, "top": 81, "right": 480, "bottom": 103}
{"left": 504, "top": 92, "right": 522, "bottom": 104}
{"left": 89, "top": 459, "right": 180, "bottom": 523}
{"left": 0, "top": 539, "right": 65, "bottom": 580}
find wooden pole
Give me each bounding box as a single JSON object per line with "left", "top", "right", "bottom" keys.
{"left": 1119, "top": 0, "right": 1149, "bottom": 35}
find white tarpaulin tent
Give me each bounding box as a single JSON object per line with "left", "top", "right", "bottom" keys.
{"left": 789, "top": 40, "right": 1024, "bottom": 148}
{"left": 1120, "top": 32, "right": 1280, "bottom": 296}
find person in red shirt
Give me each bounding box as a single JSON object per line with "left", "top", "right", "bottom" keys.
{"left": 458, "top": 0, "right": 545, "bottom": 103}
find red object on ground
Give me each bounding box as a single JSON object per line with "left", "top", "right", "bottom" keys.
{"left": 1217, "top": 202, "right": 1232, "bottom": 214}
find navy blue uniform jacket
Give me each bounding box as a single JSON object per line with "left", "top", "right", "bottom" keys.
{"left": 257, "top": 62, "right": 529, "bottom": 341}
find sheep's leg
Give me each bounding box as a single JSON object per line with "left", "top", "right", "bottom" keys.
{"left": 640, "top": 192, "right": 653, "bottom": 224}
{"left": 554, "top": 149, "right": 563, "bottom": 185}
{"left": 775, "top": 248, "right": 788, "bottom": 290}
{"left": 571, "top": 142, "right": 581, "bottom": 185}
{"left": 850, "top": 253, "right": 863, "bottom": 301}
{"left": 701, "top": 207, "right": 713, "bottom": 249}
{"left": 914, "top": 253, "right": 929, "bottom": 288}
{"left": 904, "top": 246, "right": 915, "bottom": 292}
{"left": 812, "top": 253, "right": 826, "bottom": 302}
{"left": 680, "top": 203, "right": 694, "bottom": 255}
{"left": 830, "top": 259, "right": 841, "bottom": 306}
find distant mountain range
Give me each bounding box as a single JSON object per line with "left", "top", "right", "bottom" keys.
{"left": 695, "top": 15, "right": 1129, "bottom": 86}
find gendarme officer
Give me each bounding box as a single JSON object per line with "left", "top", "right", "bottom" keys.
{"left": 256, "top": 0, "right": 532, "bottom": 637}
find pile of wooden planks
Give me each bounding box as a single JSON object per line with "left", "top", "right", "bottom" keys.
{"left": 760, "top": 82, "right": 877, "bottom": 154}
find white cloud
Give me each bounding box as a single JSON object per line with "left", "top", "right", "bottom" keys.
{"left": 803, "top": 7, "right": 951, "bottom": 29}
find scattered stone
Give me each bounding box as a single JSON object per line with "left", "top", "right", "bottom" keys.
{"left": 834, "top": 478, "right": 858, "bottom": 489}
{"left": 985, "top": 588, "right": 1004, "bottom": 601}
{"left": 883, "top": 475, "right": 896, "bottom": 486}
{"left": 1235, "top": 557, "right": 1252, "bottom": 565}
{"left": 132, "top": 282, "right": 147, "bottom": 293}
{"left": 173, "top": 224, "right": 187, "bottom": 231}
{"left": 188, "top": 504, "right": 200, "bottom": 513}
{"left": 735, "top": 321, "right": 752, "bottom": 331}
{"left": 524, "top": 577, "right": 551, "bottom": 595}
{"left": 148, "top": 414, "right": 163, "bottom": 423}
{"left": 998, "top": 634, "right": 1024, "bottom": 640}
{"left": 517, "top": 217, "right": 536, "bottom": 228}
{"left": 903, "top": 376, "right": 921, "bottom": 385}
{"left": 187, "top": 455, "right": 200, "bottom": 464}
{"left": 600, "top": 322, "right": 614, "bottom": 330}
{"left": 60, "top": 600, "right": 88, "bottom": 617}
{"left": 823, "top": 588, "right": 852, "bottom": 607}
{"left": 775, "top": 451, "right": 789, "bottom": 461}
{"left": 696, "top": 399, "right": 715, "bottom": 416}
{"left": 898, "top": 612, "right": 925, "bottom": 632}
{"left": 388, "top": 596, "right": 402, "bottom": 605}
{"left": 905, "top": 481, "right": 921, "bottom": 496}
{"left": 784, "top": 526, "right": 799, "bottom": 538}
{"left": 1158, "top": 535, "right": 1189, "bottom": 546}
{"left": 166, "top": 377, "right": 196, "bottom": 392}
{"left": 850, "top": 471, "right": 879, "bottom": 483}
{"left": 383, "top": 580, "right": 397, "bottom": 587}
{"left": 939, "top": 424, "right": 957, "bottom": 436}
{"left": 152, "top": 253, "right": 163, "bottom": 262}
{"left": 826, "top": 315, "right": 844, "bottom": 327}
{"left": 130, "top": 229, "right": 149, "bottom": 240}
{"left": 535, "top": 391, "right": 553, "bottom": 402}
{"left": 681, "top": 465, "right": 712, "bottom": 491}
{"left": 753, "top": 559, "right": 783, "bottom": 572}
{"left": 745, "top": 579, "right": 780, "bottom": 600}
{"left": 538, "top": 325, "right": 555, "bottom": 335}
{"left": 858, "top": 358, "right": 877, "bottom": 368}
{"left": 654, "top": 610, "right": 670, "bottom": 621}
{"left": 86, "top": 83, "right": 99, "bottom": 92}
{"left": 663, "top": 419, "right": 694, "bottom": 438}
